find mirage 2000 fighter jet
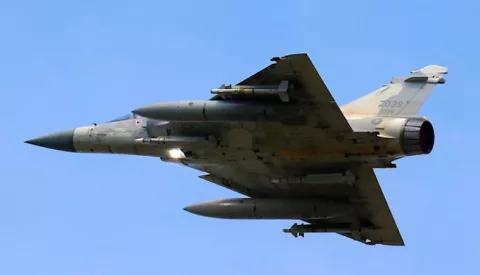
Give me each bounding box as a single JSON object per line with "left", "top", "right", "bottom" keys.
{"left": 26, "top": 54, "right": 447, "bottom": 246}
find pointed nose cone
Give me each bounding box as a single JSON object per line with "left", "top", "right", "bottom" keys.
{"left": 25, "top": 129, "right": 76, "bottom": 152}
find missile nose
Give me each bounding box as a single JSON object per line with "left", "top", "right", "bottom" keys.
{"left": 25, "top": 129, "right": 76, "bottom": 152}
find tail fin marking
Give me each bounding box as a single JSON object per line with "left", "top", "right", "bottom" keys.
{"left": 341, "top": 65, "right": 447, "bottom": 117}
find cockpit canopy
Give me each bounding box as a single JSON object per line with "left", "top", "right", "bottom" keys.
{"left": 107, "top": 113, "right": 142, "bottom": 123}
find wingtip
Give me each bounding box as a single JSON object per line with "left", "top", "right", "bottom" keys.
{"left": 282, "top": 53, "right": 309, "bottom": 58}
{"left": 412, "top": 65, "right": 448, "bottom": 75}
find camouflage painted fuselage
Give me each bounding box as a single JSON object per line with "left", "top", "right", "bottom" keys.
{"left": 26, "top": 54, "right": 446, "bottom": 245}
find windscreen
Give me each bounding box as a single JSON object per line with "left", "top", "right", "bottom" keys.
{"left": 107, "top": 113, "right": 132, "bottom": 122}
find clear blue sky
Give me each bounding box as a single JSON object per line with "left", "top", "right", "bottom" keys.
{"left": 1, "top": 0, "right": 479, "bottom": 274}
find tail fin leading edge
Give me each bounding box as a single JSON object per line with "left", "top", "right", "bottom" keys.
{"left": 341, "top": 65, "right": 448, "bottom": 117}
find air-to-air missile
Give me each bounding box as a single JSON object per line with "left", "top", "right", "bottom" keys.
{"left": 25, "top": 53, "right": 448, "bottom": 246}
{"left": 282, "top": 223, "right": 367, "bottom": 239}
{"left": 211, "top": 80, "right": 291, "bottom": 102}
{"left": 271, "top": 171, "right": 356, "bottom": 186}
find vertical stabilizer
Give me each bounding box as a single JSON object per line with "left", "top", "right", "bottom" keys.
{"left": 341, "top": 65, "right": 447, "bottom": 117}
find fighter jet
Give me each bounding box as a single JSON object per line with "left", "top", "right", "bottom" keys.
{"left": 26, "top": 54, "right": 447, "bottom": 245}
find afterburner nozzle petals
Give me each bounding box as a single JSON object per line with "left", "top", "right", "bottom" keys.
{"left": 25, "top": 129, "right": 76, "bottom": 152}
